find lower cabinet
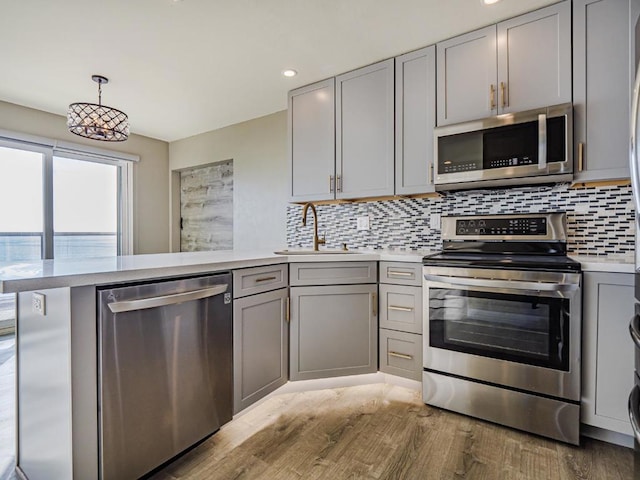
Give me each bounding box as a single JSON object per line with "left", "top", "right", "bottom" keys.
{"left": 581, "top": 272, "right": 634, "bottom": 436}
{"left": 379, "top": 329, "right": 422, "bottom": 381}
{"left": 233, "top": 287, "right": 288, "bottom": 414}
{"left": 290, "top": 284, "right": 378, "bottom": 380}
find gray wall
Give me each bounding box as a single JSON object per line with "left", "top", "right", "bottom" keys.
{"left": 169, "top": 111, "right": 287, "bottom": 252}
{"left": 0, "top": 100, "right": 171, "bottom": 255}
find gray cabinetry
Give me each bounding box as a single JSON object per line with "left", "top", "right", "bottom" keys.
{"left": 336, "top": 59, "right": 395, "bottom": 199}
{"left": 436, "top": 2, "right": 570, "bottom": 125}
{"left": 288, "top": 79, "right": 335, "bottom": 202}
{"left": 437, "top": 26, "right": 497, "bottom": 125}
{"left": 582, "top": 272, "right": 634, "bottom": 436}
{"left": 395, "top": 46, "right": 436, "bottom": 194}
{"left": 233, "top": 266, "right": 289, "bottom": 414}
{"left": 378, "top": 261, "right": 423, "bottom": 381}
{"left": 573, "top": 0, "right": 639, "bottom": 182}
{"left": 290, "top": 262, "right": 378, "bottom": 380}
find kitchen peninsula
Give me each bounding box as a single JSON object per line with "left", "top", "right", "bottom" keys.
{"left": 0, "top": 249, "right": 420, "bottom": 480}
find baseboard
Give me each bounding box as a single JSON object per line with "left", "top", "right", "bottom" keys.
{"left": 581, "top": 424, "right": 634, "bottom": 449}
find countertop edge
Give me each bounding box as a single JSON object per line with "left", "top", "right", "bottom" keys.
{"left": 1, "top": 251, "right": 634, "bottom": 293}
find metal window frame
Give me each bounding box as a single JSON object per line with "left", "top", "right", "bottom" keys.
{"left": 0, "top": 137, "right": 134, "bottom": 258}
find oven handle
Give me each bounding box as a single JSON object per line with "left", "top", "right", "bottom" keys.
{"left": 629, "top": 315, "right": 640, "bottom": 349}
{"left": 628, "top": 384, "right": 640, "bottom": 444}
{"left": 423, "top": 274, "right": 578, "bottom": 293}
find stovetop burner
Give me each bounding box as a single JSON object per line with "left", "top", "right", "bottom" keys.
{"left": 423, "top": 212, "right": 580, "bottom": 273}
{"left": 422, "top": 251, "right": 581, "bottom": 272}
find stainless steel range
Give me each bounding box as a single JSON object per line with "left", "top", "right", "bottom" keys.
{"left": 422, "top": 212, "right": 582, "bottom": 445}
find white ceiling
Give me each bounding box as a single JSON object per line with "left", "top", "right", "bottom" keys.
{"left": 0, "top": 0, "right": 560, "bottom": 142}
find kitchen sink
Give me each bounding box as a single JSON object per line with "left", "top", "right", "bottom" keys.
{"left": 273, "top": 249, "right": 360, "bottom": 255}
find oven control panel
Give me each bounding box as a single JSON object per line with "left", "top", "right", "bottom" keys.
{"left": 455, "top": 217, "right": 547, "bottom": 236}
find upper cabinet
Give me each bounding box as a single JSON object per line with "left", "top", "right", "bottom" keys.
{"left": 288, "top": 79, "right": 336, "bottom": 202}
{"left": 572, "top": 0, "right": 640, "bottom": 183}
{"left": 336, "top": 59, "right": 395, "bottom": 199}
{"left": 395, "top": 46, "right": 437, "bottom": 195}
{"left": 289, "top": 60, "right": 395, "bottom": 202}
{"left": 436, "top": 2, "right": 571, "bottom": 125}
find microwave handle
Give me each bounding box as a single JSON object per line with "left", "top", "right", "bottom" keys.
{"left": 538, "top": 113, "right": 547, "bottom": 170}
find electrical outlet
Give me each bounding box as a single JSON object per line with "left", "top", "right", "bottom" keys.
{"left": 356, "top": 216, "right": 370, "bottom": 231}
{"left": 430, "top": 213, "right": 441, "bottom": 230}
{"left": 32, "top": 292, "right": 46, "bottom": 316}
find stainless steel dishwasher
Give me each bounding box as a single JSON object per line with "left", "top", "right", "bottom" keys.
{"left": 97, "top": 273, "right": 232, "bottom": 480}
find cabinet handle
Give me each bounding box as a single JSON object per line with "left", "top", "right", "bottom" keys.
{"left": 285, "top": 296, "right": 290, "bottom": 323}
{"left": 389, "top": 351, "right": 413, "bottom": 360}
{"left": 629, "top": 315, "right": 640, "bottom": 349}
{"left": 254, "top": 276, "right": 277, "bottom": 283}
{"left": 329, "top": 175, "right": 334, "bottom": 193}
{"left": 337, "top": 174, "right": 342, "bottom": 193}
{"left": 490, "top": 84, "right": 496, "bottom": 110}
{"left": 428, "top": 163, "right": 434, "bottom": 184}
{"left": 578, "top": 142, "right": 584, "bottom": 172}
{"left": 500, "top": 82, "right": 507, "bottom": 109}
{"left": 372, "top": 292, "right": 377, "bottom": 316}
{"left": 388, "top": 305, "right": 414, "bottom": 312}
{"left": 388, "top": 270, "right": 413, "bottom": 277}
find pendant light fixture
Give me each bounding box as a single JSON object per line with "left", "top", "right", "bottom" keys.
{"left": 67, "top": 75, "right": 129, "bottom": 142}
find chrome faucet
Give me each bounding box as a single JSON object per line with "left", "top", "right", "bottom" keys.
{"left": 301, "top": 202, "right": 325, "bottom": 251}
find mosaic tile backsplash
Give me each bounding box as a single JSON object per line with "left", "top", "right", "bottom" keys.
{"left": 286, "top": 183, "right": 635, "bottom": 258}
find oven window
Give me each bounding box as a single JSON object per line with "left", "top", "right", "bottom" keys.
{"left": 429, "top": 288, "right": 570, "bottom": 371}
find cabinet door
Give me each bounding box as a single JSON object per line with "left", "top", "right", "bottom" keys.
{"left": 395, "top": 46, "right": 436, "bottom": 194}
{"left": 289, "top": 78, "right": 336, "bottom": 202}
{"left": 582, "top": 272, "right": 634, "bottom": 435}
{"left": 497, "top": 2, "right": 571, "bottom": 114}
{"left": 290, "top": 284, "right": 377, "bottom": 380}
{"left": 233, "top": 288, "right": 288, "bottom": 413}
{"left": 336, "top": 59, "right": 395, "bottom": 199}
{"left": 436, "top": 26, "right": 497, "bottom": 125}
{"left": 573, "top": 0, "right": 638, "bottom": 182}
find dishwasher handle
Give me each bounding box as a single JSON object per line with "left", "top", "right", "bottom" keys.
{"left": 107, "top": 284, "right": 228, "bottom": 313}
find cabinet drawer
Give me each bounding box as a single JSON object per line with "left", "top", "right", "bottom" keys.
{"left": 233, "top": 264, "right": 288, "bottom": 298}
{"left": 290, "top": 262, "right": 377, "bottom": 286}
{"left": 379, "top": 284, "right": 422, "bottom": 334}
{"left": 379, "top": 261, "right": 422, "bottom": 286}
{"left": 379, "top": 329, "right": 422, "bottom": 381}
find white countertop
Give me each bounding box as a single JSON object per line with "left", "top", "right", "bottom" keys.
{"left": 569, "top": 255, "right": 635, "bottom": 274}
{"left": 0, "top": 249, "right": 633, "bottom": 293}
{"left": 0, "top": 249, "right": 430, "bottom": 293}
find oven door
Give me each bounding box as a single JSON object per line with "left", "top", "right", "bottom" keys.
{"left": 424, "top": 267, "right": 581, "bottom": 401}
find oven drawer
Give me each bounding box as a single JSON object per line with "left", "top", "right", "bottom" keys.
{"left": 233, "top": 264, "right": 288, "bottom": 298}
{"left": 379, "top": 262, "right": 422, "bottom": 286}
{"left": 379, "top": 284, "right": 422, "bottom": 334}
{"left": 379, "top": 329, "right": 422, "bottom": 381}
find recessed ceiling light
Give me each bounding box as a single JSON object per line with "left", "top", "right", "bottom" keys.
{"left": 282, "top": 69, "right": 298, "bottom": 78}
{"left": 483, "top": 0, "right": 501, "bottom": 4}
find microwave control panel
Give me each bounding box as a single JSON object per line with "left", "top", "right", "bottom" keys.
{"left": 486, "top": 156, "right": 536, "bottom": 169}
{"left": 456, "top": 217, "right": 547, "bottom": 236}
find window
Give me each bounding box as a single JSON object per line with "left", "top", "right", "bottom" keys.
{"left": 0, "top": 132, "right": 136, "bottom": 332}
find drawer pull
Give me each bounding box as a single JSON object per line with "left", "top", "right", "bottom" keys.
{"left": 254, "top": 276, "right": 277, "bottom": 283}
{"left": 389, "top": 351, "right": 413, "bottom": 360}
{"left": 388, "top": 305, "right": 414, "bottom": 312}
{"left": 388, "top": 271, "right": 413, "bottom": 277}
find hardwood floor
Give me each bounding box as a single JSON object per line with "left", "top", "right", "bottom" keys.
{"left": 151, "top": 384, "right": 633, "bottom": 480}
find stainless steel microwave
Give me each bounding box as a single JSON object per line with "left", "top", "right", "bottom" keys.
{"left": 434, "top": 103, "right": 573, "bottom": 191}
